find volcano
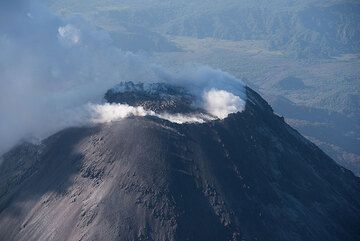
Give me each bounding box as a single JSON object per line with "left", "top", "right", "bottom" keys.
{"left": 0, "top": 84, "right": 359, "bottom": 241}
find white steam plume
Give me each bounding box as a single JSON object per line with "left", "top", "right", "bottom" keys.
{"left": 86, "top": 103, "right": 215, "bottom": 124}
{"left": 88, "top": 104, "right": 153, "bottom": 123}
{"left": 203, "top": 89, "right": 245, "bottom": 119}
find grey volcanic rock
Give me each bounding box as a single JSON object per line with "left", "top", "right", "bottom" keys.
{"left": 105, "top": 82, "right": 199, "bottom": 114}
{"left": 0, "top": 87, "right": 359, "bottom": 241}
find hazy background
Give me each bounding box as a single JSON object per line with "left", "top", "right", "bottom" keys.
{"left": 1, "top": 0, "right": 359, "bottom": 175}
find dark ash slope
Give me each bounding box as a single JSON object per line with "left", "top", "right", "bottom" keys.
{"left": 0, "top": 88, "right": 359, "bottom": 241}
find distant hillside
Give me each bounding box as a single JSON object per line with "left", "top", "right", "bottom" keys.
{"left": 46, "top": 0, "right": 360, "bottom": 58}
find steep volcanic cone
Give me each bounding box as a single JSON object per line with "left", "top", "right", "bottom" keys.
{"left": 0, "top": 86, "right": 359, "bottom": 241}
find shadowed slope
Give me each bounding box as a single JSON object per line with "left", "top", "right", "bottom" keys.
{"left": 0, "top": 88, "right": 359, "bottom": 241}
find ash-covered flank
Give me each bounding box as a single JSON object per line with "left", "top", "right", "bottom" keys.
{"left": 0, "top": 87, "right": 359, "bottom": 241}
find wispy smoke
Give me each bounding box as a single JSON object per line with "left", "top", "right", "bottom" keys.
{"left": 0, "top": 0, "right": 247, "bottom": 154}
{"left": 87, "top": 103, "right": 215, "bottom": 124}
{"left": 88, "top": 104, "right": 151, "bottom": 123}
{"left": 156, "top": 112, "right": 215, "bottom": 124}
{"left": 58, "top": 24, "right": 81, "bottom": 46}
{"left": 0, "top": 0, "right": 155, "bottom": 153}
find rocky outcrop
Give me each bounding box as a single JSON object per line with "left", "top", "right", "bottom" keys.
{"left": 104, "top": 82, "right": 200, "bottom": 114}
